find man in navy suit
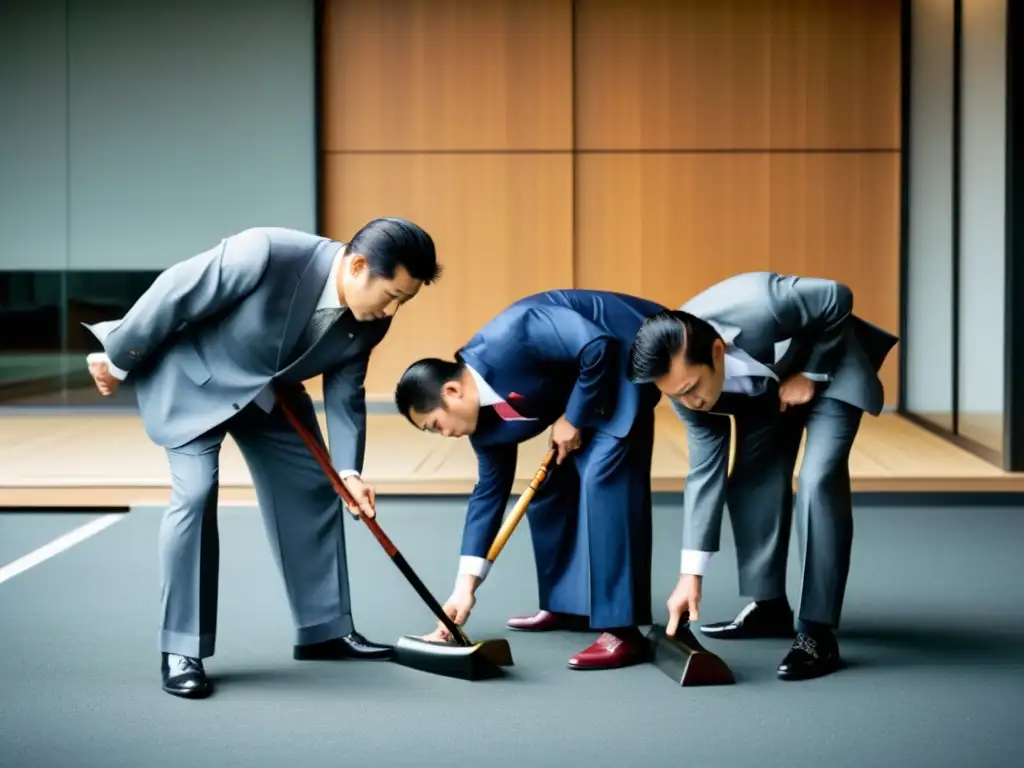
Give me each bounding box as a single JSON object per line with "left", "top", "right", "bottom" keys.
{"left": 394, "top": 289, "right": 666, "bottom": 670}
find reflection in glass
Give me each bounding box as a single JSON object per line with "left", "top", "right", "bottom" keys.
{"left": 0, "top": 270, "right": 159, "bottom": 407}
{"left": 0, "top": 271, "right": 65, "bottom": 402}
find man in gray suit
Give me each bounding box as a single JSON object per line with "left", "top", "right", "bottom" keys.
{"left": 628, "top": 272, "right": 897, "bottom": 681}
{"left": 84, "top": 219, "right": 441, "bottom": 698}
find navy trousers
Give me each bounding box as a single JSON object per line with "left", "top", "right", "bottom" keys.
{"left": 523, "top": 407, "right": 655, "bottom": 629}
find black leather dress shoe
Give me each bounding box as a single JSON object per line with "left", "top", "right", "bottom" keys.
{"left": 699, "top": 601, "right": 796, "bottom": 640}
{"left": 777, "top": 633, "right": 843, "bottom": 681}
{"left": 161, "top": 653, "right": 212, "bottom": 699}
{"left": 293, "top": 631, "right": 394, "bottom": 661}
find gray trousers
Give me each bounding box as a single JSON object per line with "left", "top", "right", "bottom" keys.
{"left": 728, "top": 394, "right": 863, "bottom": 628}
{"left": 158, "top": 394, "right": 353, "bottom": 658}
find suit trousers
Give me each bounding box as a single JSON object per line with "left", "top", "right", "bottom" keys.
{"left": 158, "top": 392, "right": 353, "bottom": 658}
{"left": 521, "top": 408, "right": 656, "bottom": 629}
{"left": 729, "top": 394, "right": 863, "bottom": 628}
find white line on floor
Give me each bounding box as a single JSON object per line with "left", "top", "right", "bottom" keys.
{"left": 0, "top": 513, "right": 125, "bottom": 586}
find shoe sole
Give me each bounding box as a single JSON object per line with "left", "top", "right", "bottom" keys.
{"left": 507, "top": 620, "right": 591, "bottom": 632}
{"left": 293, "top": 652, "right": 395, "bottom": 661}
{"left": 777, "top": 660, "right": 844, "bottom": 681}
{"left": 163, "top": 684, "right": 213, "bottom": 699}
{"left": 566, "top": 654, "right": 650, "bottom": 671}
{"left": 700, "top": 629, "right": 796, "bottom": 640}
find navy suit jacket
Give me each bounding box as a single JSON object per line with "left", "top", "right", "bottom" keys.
{"left": 457, "top": 289, "right": 667, "bottom": 561}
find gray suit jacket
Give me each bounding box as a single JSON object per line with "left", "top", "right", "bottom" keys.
{"left": 84, "top": 227, "right": 390, "bottom": 473}
{"left": 675, "top": 271, "right": 898, "bottom": 552}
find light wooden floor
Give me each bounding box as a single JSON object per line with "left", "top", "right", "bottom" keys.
{"left": 2, "top": 404, "right": 1023, "bottom": 508}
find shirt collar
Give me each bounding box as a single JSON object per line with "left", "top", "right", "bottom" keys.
{"left": 466, "top": 364, "right": 503, "bottom": 407}
{"left": 723, "top": 346, "right": 778, "bottom": 381}
{"left": 316, "top": 245, "right": 346, "bottom": 310}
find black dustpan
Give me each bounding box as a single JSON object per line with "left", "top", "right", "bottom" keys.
{"left": 277, "top": 390, "right": 513, "bottom": 681}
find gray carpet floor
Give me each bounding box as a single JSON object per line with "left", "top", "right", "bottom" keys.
{"left": 1, "top": 500, "right": 1022, "bottom": 768}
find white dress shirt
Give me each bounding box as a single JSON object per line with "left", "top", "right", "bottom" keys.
{"left": 456, "top": 364, "right": 503, "bottom": 583}
{"left": 86, "top": 247, "right": 362, "bottom": 477}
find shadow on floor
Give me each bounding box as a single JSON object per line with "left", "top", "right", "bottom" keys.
{"left": 839, "top": 618, "right": 1023, "bottom": 667}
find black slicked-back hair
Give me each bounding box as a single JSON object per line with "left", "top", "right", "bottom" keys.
{"left": 347, "top": 217, "right": 442, "bottom": 284}
{"left": 628, "top": 309, "right": 722, "bottom": 383}
{"left": 395, "top": 357, "right": 466, "bottom": 423}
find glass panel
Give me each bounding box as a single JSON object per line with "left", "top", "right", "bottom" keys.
{"left": 0, "top": 270, "right": 160, "bottom": 407}
{"left": 905, "top": 0, "right": 955, "bottom": 432}
{"left": 958, "top": 0, "right": 1007, "bottom": 456}
{"left": 0, "top": 272, "right": 66, "bottom": 404}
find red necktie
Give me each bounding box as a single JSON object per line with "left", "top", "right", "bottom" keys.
{"left": 492, "top": 401, "right": 524, "bottom": 421}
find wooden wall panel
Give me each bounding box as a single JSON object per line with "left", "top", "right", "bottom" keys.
{"left": 574, "top": 0, "right": 901, "bottom": 150}
{"left": 323, "top": 154, "right": 574, "bottom": 395}
{"left": 320, "top": 0, "right": 575, "bottom": 398}
{"left": 322, "top": 0, "right": 573, "bottom": 151}
{"left": 321, "top": 0, "right": 903, "bottom": 404}
{"left": 575, "top": 153, "right": 900, "bottom": 405}
{"left": 572, "top": 0, "right": 902, "bottom": 405}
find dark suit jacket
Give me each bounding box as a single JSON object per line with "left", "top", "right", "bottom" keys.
{"left": 457, "top": 289, "right": 666, "bottom": 559}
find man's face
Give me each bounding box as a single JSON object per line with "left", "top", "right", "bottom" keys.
{"left": 654, "top": 340, "right": 727, "bottom": 412}
{"left": 408, "top": 381, "right": 481, "bottom": 438}
{"left": 340, "top": 254, "right": 422, "bottom": 321}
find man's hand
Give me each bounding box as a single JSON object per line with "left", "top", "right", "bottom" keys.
{"left": 778, "top": 373, "right": 816, "bottom": 411}
{"left": 433, "top": 583, "right": 477, "bottom": 642}
{"left": 666, "top": 574, "right": 702, "bottom": 636}
{"left": 550, "top": 414, "right": 582, "bottom": 465}
{"left": 87, "top": 357, "right": 120, "bottom": 397}
{"left": 340, "top": 475, "right": 376, "bottom": 519}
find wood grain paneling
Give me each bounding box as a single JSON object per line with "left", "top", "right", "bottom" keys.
{"left": 319, "top": 0, "right": 904, "bottom": 403}
{"left": 574, "top": 0, "right": 901, "bottom": 150}
{"left": 575, "top": 153, "right": 901, "bottom": 404}
{"left": 322, "top": 0, "right": 573, "bottom": 151}
{"left": 323, "top": 153, "right": 574, "bottom": 396}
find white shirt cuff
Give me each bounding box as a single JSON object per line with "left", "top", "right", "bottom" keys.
{"left": 681, "top": 549, "right": 713, "bottom": 576}
{"left": 800, "top": 371, "right": 831, "bottom": 383}
{"left": 338, "top": 470, "right": 360, "bottom": 479}
{"left": 458, "top": 556, "right": 491, "bottom": 581}
{"left": 86, "top": 352, "right": 128, "bottom": 381}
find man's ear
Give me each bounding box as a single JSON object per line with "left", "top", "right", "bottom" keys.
{"left": 348, "top": 253, "right": 367, "bottom": 276}
{"left": 712, "top": 338, "right": 726, "bottom": 364}
{"left": 441, "top": 380, "right": 461, "bottom": 401}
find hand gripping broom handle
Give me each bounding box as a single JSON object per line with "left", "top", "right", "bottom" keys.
{"left": 485, "top": 449, "right": 556, "bottom": 563}
{"left": 274, "top": 390, "right": 472, "bottom": 647}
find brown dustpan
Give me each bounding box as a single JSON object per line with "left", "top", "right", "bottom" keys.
{"left": 646, "top": 614, "right": 735, "bottom": 687}
{"left": 275, "top": 391, "right": 512, "bottom": 681}
{"left": 645, "top": 415, "right": 737, "bottom": 687}
{"left": 487, "top": 452, "right": 733, "bottom": 687}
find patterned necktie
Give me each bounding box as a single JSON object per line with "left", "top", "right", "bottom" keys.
{"left": 294, "top": 307, "right": 343, "bottom": 359}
